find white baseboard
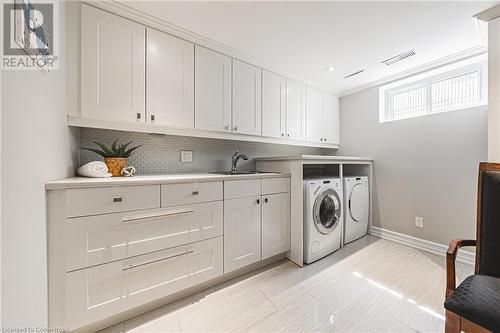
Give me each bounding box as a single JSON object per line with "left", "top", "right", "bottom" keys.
{"left": 369, "top": 226, "right": 476, "bottom": 266}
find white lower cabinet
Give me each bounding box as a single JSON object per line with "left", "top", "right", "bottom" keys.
{"left": 65, "top": 237, "right": 223, "bottom": 330}
{"left": 65, "top": 201, "right": 223, "bottom": 272}
{"left": 223, "top": 196, "right": 262, "bottom": 273}
{"left": 48, "top": 176, "right": 291, "bottom": 331}
{"left": 262, "top": 192, "right": 291, "bottom": 259}
{"left": 223, "top": 177, "right": 291, "bottom": 273}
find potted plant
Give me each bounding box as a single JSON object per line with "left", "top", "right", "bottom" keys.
{"left": 81, "top": 139, "right": 142, "bottom": 177}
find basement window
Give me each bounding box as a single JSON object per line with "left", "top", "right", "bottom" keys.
{"left": 379, "top": 57, "right": 487, "bottom": 123}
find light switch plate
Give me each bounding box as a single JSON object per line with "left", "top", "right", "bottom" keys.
{"left": 180, "top": 150, "right": 193, "bottom": 162}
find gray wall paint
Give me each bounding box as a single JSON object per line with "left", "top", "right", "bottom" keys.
{"left": 80, "top": 128, "right": 333, "bottom": 174}
{"left": 1, "top": 2, "right": 79, "bottom": 326}
{"left": 338, "top": 87, "right": 487, "bottom": 246}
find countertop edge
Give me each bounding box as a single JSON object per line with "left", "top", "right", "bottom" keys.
{"left": 254, "top": 155, "right": 374, "bottom": 162}
{"left": 45, "top": 173, "right": 291, "bottom": 190}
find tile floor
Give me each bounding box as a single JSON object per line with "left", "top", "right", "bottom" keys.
{"left": 100, "top": 236, "right": 473, "bottom": 333}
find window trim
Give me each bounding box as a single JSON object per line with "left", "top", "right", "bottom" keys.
{"left": 379, "top": 58, "right": 487, "bottom": 123}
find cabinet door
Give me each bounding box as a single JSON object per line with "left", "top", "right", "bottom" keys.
{"left": 232, "top": 60, "right": 262, "bottom": 136}
{"left": 322, "top": 93, "right": 340, "bottom": 144}
{"left": 147, "top": 28, "right": 194, "bottom": 128}
{"left": 286, "top": 79, "right": 306, "bottom": 140}
{"left": 306, "top": 87, "right": 323, "bottom": 143}
{"left": 262, "top": 193, "right": 290, "bottom": 259}
{"left": 81, "top": 5, "right": 145, "bottom": 122}
{"left": 224, "top": 196, "right": 261, "bottom": 273}
{"left": 262, "top": 71, "right": 286, "bottom": 138}
{"left": 195, "top": 46, "right": 232, "bottom": 132}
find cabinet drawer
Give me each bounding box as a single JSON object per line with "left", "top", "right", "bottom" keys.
{"left": 65, "top": 237, "right": 223, "bottom": 331}
{"left": 161, "top": 182, "right": 222, "bottom": 207}
{"left": 224, "top": 179, "right": 261, "bottom": 199}
{"left": 65, "top": 201, "right": 223, "bottom": 272}
{"left": 262, "top": 177, "right": 291, "bottom": 195}
{"left": 66, "top": 186, "right": 160, "bottom": 218}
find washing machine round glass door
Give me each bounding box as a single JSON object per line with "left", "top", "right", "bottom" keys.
{"left": 313, "top": 188, "right": 341, "bottom": 234}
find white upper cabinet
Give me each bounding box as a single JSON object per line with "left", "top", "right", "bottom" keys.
{"left": 232, "top": 60, "right": 262, "bottom": 136}
{"left": 81, "top": 5, "right": 145, "bottom": 122}
{"left": 322, "top": 93, "right": 340, "bottom": 144}
{"left": 195, "top": 46, "right": 232, "bottom": 132}
{"left": 306, "top": 87, "right": 340, "bottom": 145}
{"left": 77, "top": 6, "right": 340, "bottom": 148}
{"left": 286, "top": 79, "right": 306, "bottom": 140}
{"left": 262, "top": 71, "right": 286, "bottom": 138}
{"left": 146, "top": 28, "right": 194, "bottom": 128}
{"left": 306, "top": 87, "right": 323, "bottom": 143}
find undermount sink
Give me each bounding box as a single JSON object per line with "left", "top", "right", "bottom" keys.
{"left": 211, "top": 171, "right": 270, "bottom": 175}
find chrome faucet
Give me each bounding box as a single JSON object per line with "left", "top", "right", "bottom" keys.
{"left": 231, "top": 151, "right": 248, "bottom": 173}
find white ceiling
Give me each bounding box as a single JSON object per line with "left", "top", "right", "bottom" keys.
{"left": 121, "top": 1, "right": 496, "bottom": 95}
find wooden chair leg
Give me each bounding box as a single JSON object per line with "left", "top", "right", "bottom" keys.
{"left": 445, "top": 310, "right": 461, "bottom": 333}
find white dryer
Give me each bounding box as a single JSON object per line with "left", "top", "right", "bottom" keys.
{"left": 343, "top": 176, "right": 369, "bottom": 244}
{"left": 303, "top": 178, "right": 343, "bottom": 264}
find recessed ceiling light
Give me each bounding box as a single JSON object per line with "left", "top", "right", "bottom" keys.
{"left": 327, "top": 66, "right": 335, "bottom": 72}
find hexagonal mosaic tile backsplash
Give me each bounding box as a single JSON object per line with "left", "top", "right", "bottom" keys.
{"left": 79, "top": 128, "right": 335, "bottom": 175}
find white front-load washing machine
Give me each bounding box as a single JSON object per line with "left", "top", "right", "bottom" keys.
{"left": 303, "top": 178, "right": 343, "bottom": 264}
{"left": 344, "top": 176, "right": 369, "bottom": 244}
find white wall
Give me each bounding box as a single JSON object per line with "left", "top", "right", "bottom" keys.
{"left": 0, "top": 52, "right": 2, "bottom": 328}
{"left": 0, "top": 2, "right": 79, "bottom": 327}
{"left": 488, "top": 18, "right": 500, "bottom": 161}
{"left": 338, "top": 87, "right": 487, "bottom": 245}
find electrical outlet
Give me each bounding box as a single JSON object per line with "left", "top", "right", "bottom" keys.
{"left": 415, "top": 216, "right": 424, "bottom": 228}
{"left": 180, "top": 150, "right": 193, "bottom": 162}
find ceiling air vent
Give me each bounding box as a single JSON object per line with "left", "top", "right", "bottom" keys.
{"left": 343, "top": 70, "right": 365, "bottom": 79}
{"left": 382, "top": 49, "right": 416, "bottom": 66}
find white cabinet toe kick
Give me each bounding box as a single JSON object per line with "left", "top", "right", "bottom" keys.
{"left": 46, "top": 174, "right": 290, "bottom": 332}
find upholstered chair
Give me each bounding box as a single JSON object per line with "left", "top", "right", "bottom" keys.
{"left": 444, "top": 162, "right": 500, "bottom": 333}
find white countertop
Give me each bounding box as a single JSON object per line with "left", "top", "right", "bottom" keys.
{"left": 254, "top": 155, "right": 373, "bottom": 162}
{"left": 45, "top": 172, "right": 289, "bottom": 190}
